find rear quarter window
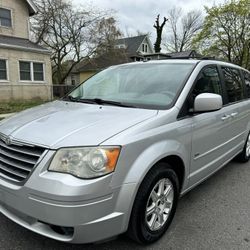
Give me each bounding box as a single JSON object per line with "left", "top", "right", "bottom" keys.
{"left": 243, "top": 71, "right": 250, "bottom": 98}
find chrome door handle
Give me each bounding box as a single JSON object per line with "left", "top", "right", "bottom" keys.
{"left": 221, "top": 115, "right": 230, "bottom": 121}
{"left": 230, "top": 112, "right": 238, "bottom": 118}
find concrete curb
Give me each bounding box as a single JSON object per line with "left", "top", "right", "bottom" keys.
{"left": 0, "top": 113, "right": 15, "bottom": 119}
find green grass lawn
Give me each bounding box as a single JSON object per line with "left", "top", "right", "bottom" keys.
{"left": 0, "top": 100, "right": 48, "bottom": 114}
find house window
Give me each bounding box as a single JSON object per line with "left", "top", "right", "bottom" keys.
{"left": 114, "top": 44, "right": 126, "bottom": 49}
{"left": 0, "top": 59, "right": 7, "bottom": 80}
{"left": 71, "top": 74, "right": 76, "bottom": 85}
{"left": 142, "top": 44, "right": 148, "bottom": 53}
{"left": 0, "top": 8, "right": 12, "bottom": 27}
{"left": 20, "top": 62, "right": 31, "bottom": 81}
{"left": 19, "top": 61, "right": 44, "bottom": 82}
{"left": 33, "top": 63, "right": 44, "bottom": 81}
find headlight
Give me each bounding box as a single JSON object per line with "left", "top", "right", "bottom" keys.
{"left": 48, "top": 147, "right": 120, "bottom": 179}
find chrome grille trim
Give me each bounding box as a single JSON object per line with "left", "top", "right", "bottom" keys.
{"left": 0, "top": 156, "right": 32, "bottom": 172}
{"left": 0, "top": 137, "right": 46, "bottom": 183}
{"left": 0, "top": 162, "right": 27, "bottom": 179}
{"left": 0, "top": 140, "right": 42, "bottom": 157}
{"left": 0, "top": 147, "right": 37, "bottom": 165}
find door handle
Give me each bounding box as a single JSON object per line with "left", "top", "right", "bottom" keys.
{"left": 230, "top": 112, "right": 238, "bottom": 118}
{"left": 221, "top": 115, "right": 230, "bottom": 121}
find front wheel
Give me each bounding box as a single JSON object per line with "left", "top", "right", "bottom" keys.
{"left": 127, "top": 163, "right": 179, "bottom": 244}
{"left": 236, "top": 132, "right": 250, "bottom": 163}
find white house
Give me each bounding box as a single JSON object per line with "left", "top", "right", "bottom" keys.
{"left": 0, "top": 0, "right": 52, "bottom": 101}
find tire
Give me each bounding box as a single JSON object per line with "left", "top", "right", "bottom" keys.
{"left": 236, "top": 132, "right": 250, "bottom": 163}
{"left": 127, "top": 162, "right": 180, "bottom": 244}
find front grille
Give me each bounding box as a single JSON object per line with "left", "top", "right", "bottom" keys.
{"left": 0, "top": 137, "right": 46, "bottom": 183}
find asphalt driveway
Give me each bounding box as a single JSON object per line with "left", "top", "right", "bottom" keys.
{"left": 1, "top": 161, "right": 250, "bottom": 250}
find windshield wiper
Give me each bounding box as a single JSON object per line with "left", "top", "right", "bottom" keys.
{"left": 64, "top": 96, "right": 135, "bottom": 108}
{"left": 77, "top": 98, "right": 136, "bottom": 108}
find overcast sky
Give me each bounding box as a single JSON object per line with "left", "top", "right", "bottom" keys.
{"left": 72, "top": 0, "right": 225, "bottom": 39}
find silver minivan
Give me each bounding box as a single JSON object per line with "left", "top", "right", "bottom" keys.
{"left": 0, "top": 59, "right": 250, "bottom": 244}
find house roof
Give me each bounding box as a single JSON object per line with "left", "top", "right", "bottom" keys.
{"left": 166, "top": 50, "right": 202, "bottom": 58}
{"left": 115, "top": 35, "right": 147, "bottom": 55}
{"left": 76, "top": 50, "right": 132, "bottom": 73}
{"left": 75, "top": 35, "right": 154, "bottom": 73}
{"left": 0, "top": 35, "right": 50, "bottom": 54}
{"left": 25, "top": 0, "right": 38, "bottom": 16}
{"left": 76, "top": 49, "right": 203, "bottom": 73}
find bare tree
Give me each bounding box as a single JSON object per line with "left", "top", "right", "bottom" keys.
{"left": 32, "top": 0, "right": 117, "bottom": 84}
{"left": 153, "top": 14, "right": 168, "bottom": 53}
{"left": 166, "top": 7, "right": 203, "bottom": 52}
{"left": 92, "top": 17, "right": 122, "bottom": 56}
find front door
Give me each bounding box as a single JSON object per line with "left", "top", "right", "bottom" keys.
{"left": 189, "top": 65, "right": 243, "bottom": 186}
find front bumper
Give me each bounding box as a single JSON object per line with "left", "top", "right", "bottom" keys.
{"left": 0, "top": 151, "right": 137, "bottom": 243}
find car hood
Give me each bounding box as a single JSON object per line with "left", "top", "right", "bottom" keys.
{"left": 0, "top": 101, "right": 157, "bottom": 148}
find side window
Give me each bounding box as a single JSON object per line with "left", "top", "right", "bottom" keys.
{"left": 243, "top": 71, "right": 250, "bottom": 98}
{"left": 178, "top": 66, "right": 222, "bottom": 118}
{"left": 0, "top": 8, "right": 12, "bottom": 27}
{"left": 222, "top": 67, "right": 244, "bottom": 103}
{"left": 193, "top": 66, "right": 222, "bottom": 97}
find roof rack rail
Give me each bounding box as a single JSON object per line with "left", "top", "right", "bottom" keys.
{"left": 151, "top": 55, "right": 220, "bottom": 61}
{"left": 155, "top": 56, "right": 195, "bottom": 60}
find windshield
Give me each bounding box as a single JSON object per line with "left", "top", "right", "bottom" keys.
{"left": 66, "top": 62, "right": 195, "bottom": 109}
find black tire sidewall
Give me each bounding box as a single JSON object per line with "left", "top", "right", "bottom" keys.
{"left": 130, "top": 163, "right": 180, "bottom": 244}
{"left": 236, "top": 132, "right": 250, "bottom": 163}
{"left": 243, "top": 134, "right": 250, "bottom": 161}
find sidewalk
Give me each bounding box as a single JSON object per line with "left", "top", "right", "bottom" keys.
{"left": 0, "top": 113, "right": 15, "bottom": 119}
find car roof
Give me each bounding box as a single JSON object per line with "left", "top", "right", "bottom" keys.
{"left": 111, "top": 59, "right": 249, "bottom": 73}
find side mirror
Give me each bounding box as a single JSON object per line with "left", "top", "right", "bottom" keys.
{"left": 194, "top": 93, "right": 223, "bottom": 112}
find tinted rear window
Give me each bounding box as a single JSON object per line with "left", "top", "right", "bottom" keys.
{"left": 243, "top": 70, "right": 250, "bottom": 98}
{"left": 222, "top": 67, "right": 244, "bottom": 103}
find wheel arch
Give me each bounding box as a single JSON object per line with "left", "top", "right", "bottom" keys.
{"left": 113, "top": 140, "right": 190, "bottom": 233}
{"left": 158, "top": 155, "right": 185, "bottom": 191}
{"left": 126, "top": 155, "right": 185, "bottom": 243}
{"left": 120, "top": 154, "right": 187, "bottom": 231}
